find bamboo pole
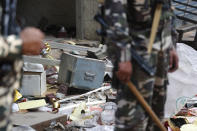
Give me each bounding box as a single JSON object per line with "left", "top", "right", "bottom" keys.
{"left": 127, "top": 82, "right": 167, "bottom": 131}
{"left": 147, "top": 4, "right": 162, "bottom": 54}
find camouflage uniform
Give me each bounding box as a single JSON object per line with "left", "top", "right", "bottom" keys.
{"left": 98, "top": 0, "right": 177, "bottom": 130}
{"left": 0, "top": 1, "right": 23, "bottom": 131}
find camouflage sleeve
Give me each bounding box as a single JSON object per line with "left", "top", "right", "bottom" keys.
{"left": 104, "top": 0, "right": 131, "bottom": 62}
{"left": 171, "top": 11, "right": 178, "bottom": 49}
{"left": 0, "top": 35, "right": 22, "bottom": 58}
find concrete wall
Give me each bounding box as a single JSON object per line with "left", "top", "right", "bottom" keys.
{"left": 16, "top": 0, "right": 76, "bottom": 28}
{"left": 17, "top": 0, "right": 100, "bottom": 40}
{"left": 76, "top": 0, "right": 100, "bottom": 40}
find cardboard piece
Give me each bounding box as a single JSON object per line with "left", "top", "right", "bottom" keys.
{"left": 18, "top": 99, "right": 47, "bottom": 110}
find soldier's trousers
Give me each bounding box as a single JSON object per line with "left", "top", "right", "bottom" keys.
{"left": 114, "top": 50, "right": 169, "bottom": 131}
{"left": 0, "top": 87, "right": 14, "bottom": 131}
{"left": 0, "top": 60, "right": 22, "bottom": 131}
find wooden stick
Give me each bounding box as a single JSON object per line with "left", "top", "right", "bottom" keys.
{"left": 147, "top": 4, "right": 162, "bottom": 54}
{"left": 127, "top": 82, "right": 167, "bottom": 131}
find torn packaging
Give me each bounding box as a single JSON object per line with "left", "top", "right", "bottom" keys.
{"left": 167, "top": 117, "right": 189, "bottom": 131}
{"left": 69, "top": 102, "right": 99, "bottom": 128}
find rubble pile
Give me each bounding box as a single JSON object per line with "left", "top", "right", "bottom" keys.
{"left": 165, "top": 96, "right": 197, "bottom": 131}
{"left": 12, "top": 39, "right": 116, "bottom": 131}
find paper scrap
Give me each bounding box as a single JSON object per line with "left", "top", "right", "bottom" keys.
{"left": 18, "top": 99, "right": 47, "bottom": 110}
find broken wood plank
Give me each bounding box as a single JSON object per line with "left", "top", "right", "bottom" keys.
{"left": 45, "top": 40, "right": 98, "bottom": 52}
{"left": 177, "top": 24, "right": 197, "bottom": 33}
{"left": 31, "top": 115, "right": 67, "bottom": 131}
{"left": 11, "top": 112, "right": 66, "bottom": 127}
{"left": 23, "top": 55, "right": 60, "bottom": 66}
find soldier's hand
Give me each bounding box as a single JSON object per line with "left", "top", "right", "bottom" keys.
{"left": 116, "top": 61, "right": 132, "bottom": 83}
{"left": 20, "top": 27, "right": 45, "bottom": 55}
{"left": 169, "top": 49, "right": 179, "bottom": 72}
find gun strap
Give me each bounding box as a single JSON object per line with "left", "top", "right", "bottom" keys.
{"left": 98, "top": 0, "right": 105, "bottom": 4}
{"left": 147, "top": 4, "right": 162, "bottom": 54}
{"left": 2, "top": 0, "right": 20, "bottom": 36}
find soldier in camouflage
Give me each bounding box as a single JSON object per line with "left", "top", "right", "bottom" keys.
{"left": 98, "top": 0, "right": 179, "bottom": 130}
{"left": 0, "top": 1, "right": 44, "bottom": 130}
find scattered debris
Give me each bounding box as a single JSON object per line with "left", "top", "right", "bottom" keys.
{"left": 58, "top": 85, "right": 111, "bottom": 103}
{"left": 12, "top": 103, "right": 19, "bottom": 113}
{"left": 16, "top": 38, "right": 116, "bottom": 130}
{"left": 44, "top": 121, "right": 66, "bottom": 131}
{"left": 181, "top": 124, "right": 197, "bottom": 131}
{"left": 12, "top": 125, "right": 36, "bottom": 131}
{"left": 14, "top": 89, "right": 23, "bottom": 102}
{"left": 100, "top": 102, "right": 117, "bottom": 125}
{"left": 85, "top": 125, "right": 114, "bottom": 131}
{"left": 57, "top": 84, "right": 68, "bottom": 96}
{"left": 87, "top": 45, "right": 107, "bottom": 60}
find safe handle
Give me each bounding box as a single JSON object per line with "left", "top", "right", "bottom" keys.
{"left": 84, "top": 72, "right": 96, "bottom": 81}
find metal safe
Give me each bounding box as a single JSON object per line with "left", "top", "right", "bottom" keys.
{"left": 58, "top": 53, "right": 105, "bottom": 90}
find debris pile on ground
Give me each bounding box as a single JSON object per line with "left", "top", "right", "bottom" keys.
{"left": 13, "top": 38, "right": 116, "bottom": 130}
{"left": 12, "top": 84, "right": 116, "bottom": 130}
{"left": 165, "top": 95, "right": 197, "bottom": 131}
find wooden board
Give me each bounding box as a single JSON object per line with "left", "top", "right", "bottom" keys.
{"left": 31, "top": 115, "right": 67, "bottom": 131}
{"left": 23, "top": 55, "right": 60, "bottom": 66}
{"left": 18, "top": 99, "right": 47, "bottom": 110}
{"left": 45, "top": 40, "right": 98, "bottom": 52}
{"left": 182, "top": 30, "right": 196, "bottom": 41}
{"left": 11, "top": 112, "right": 66, "bottom": 127}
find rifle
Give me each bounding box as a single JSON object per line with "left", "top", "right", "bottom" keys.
{"left": 94, "top": 14, "right": 156, "bottom": 76}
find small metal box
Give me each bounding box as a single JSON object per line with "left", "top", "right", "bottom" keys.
{"left": 21, "top": 63, "right": 46, "bottom": 96}
{"left": 58, "top": 53, "right": 105, "bottom": 90}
